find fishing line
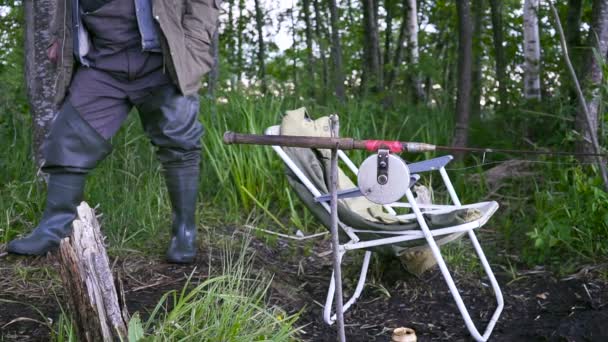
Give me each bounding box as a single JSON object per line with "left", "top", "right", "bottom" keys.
{"left": 445, "top": 159, "right": 603, "bottom": 172}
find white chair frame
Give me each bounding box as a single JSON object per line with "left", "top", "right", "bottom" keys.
{"left": 265, "top": 126, "right": 504, "bottom": 342}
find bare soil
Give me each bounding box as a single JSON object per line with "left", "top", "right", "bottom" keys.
{"left": 1, "top": 227, "right": 607, "bottom": 341}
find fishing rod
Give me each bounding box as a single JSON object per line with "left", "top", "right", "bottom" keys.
{"left": 223, "top": 131, "right": 608, "bottom": 158}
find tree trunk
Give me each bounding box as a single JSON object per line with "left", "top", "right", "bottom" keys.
{"left": 290, "top": 7, "right": 298, "bottom": 92}
{"left": 328, "top": 0, "right": 346, "bottom": 101}
{"left": 453, "top": 0, "right": 473, "bottom": 151}
{"left": 362, "top": 0, "right": 382, "bottom": 93}
{"left": 207, "top": 29, "right": 220, "bottom": 100}
{"left": 471, "top": 0, "right": 484, "bottom": 121}
{"left": 56, "top": 202, "right": 129, "bottom": 342}
{"left": 575, "top": 0, "right": 608, "bottom": 156}
{"left": 24, "top": 0, "right": 58, "bottom": 169}
{"left": 237, "top": 0, "right": 246, "bottom": 84}
{"left": 489, "top": 0, "right": 506, "bottom": 110}
{"left": 226, "top": 0, "right": 235, "bottom": 90}
{"left": 523, "top": 0, "right": 541, "bottom": 100}
{"left": 383, "top": 0, "right": 394, "bottom": 84}
{"left": 254, "top": 0, "right": 267, "bottom": 93}
{"left": 566, "top": 0, "right": 583, "bottom": 66}
{"left": 303, "top": 0, "right": 315, "bottom": 97}
{"left": 405, "top": 0, "right": 424, "bottom": 103}
{"left": 386, "top": 0, "right": 409, "bottom": 90}
{"left": 313, "top": 0, "right": 330, "bottom": 98}
{"left": 564, "top": 0, "right": 583, "bottom": 101}
{"left": 347, "top": 0, "right": 357, "bottom": 26}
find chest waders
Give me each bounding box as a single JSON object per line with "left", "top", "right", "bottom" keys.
{"left": 8, "top": 0, "right": 203, "bottom": 263}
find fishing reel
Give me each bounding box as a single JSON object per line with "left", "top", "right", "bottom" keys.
{"left": 357, "top": 148, "right": 410, "bottom": 205}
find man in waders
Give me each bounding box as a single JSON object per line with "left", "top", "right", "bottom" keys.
{"left": 7, "top": 0, "right": 220, "bottom": 263}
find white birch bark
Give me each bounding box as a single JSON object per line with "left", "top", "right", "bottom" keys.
{"left": 406, "top": 0, "right": 425, "bottom": 101}
{"left": 575, "top": 0, "right": 608, "bottom": 155}
{"left": 24, "top": 0, "right": 58, "bottom": 168}
{"left": 523, "top": 0, "right": 542, "bottom": 100}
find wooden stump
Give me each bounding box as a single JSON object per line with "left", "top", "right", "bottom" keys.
{"left": 56, "top": 202, "right": 128, "bottom": 342}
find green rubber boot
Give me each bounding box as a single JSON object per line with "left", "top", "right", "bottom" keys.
{"left": 165, "top": 167, "right": 199, "bottom": 264}
{"left": 7, "top": 101, "right": 112, "bottom": 256}
{"left": 7, "top": 173, "right": 85, "bottom": 255}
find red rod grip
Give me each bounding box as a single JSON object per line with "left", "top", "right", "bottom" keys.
{"left": 364, "top": 140, "right": 404, "bottom": 153}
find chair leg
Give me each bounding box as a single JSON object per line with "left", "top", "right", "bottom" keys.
{"left": 404, "top": 189, "right": 504, "bottom": 342}
{"left": 467, "top": 230, "right": 504, "bottom": 335}
{"left": 324, "top": 250, "right": 373, "bottom": 325}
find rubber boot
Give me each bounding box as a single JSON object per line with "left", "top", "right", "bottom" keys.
{"left": 165, "top": 167, "right": 199, "bottom": 263}
{"left": 134, "top": 85, "right": 202, "bottom": 264}
{"left": 8, "top": 101, "right": 112, "bottom": 256}
{"left": 7, "top": 173, "right": 85, "bottom": 255}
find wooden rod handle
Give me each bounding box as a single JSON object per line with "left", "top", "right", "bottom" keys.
{"left": 223, "top": 131, "right": 363, "bottom": 150}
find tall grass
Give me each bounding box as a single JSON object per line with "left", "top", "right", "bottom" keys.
{"left": 142, "top": 241, "right": 299, "bottom": 341}
{"left": 51, "top": 240, "right": 300, "bottom": 341}
{"left": 1, "top": 91, "right": 456, "bottom": 248}
{"left": 2, "top": 89, "right": 607, "bottom": 266}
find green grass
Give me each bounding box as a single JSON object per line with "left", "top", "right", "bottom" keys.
{"left": 1, "top": 90, "right": 608, "bottom": 269}
{"left": 51, "top": 240, "right": 300, "bottom": 342}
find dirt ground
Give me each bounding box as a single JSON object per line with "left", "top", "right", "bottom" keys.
{"left": 1, "top": 228, "right": 607, "bottom": 341}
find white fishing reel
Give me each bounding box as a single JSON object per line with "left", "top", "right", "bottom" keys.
{"left": 357, "top": 149, "right": 410, "bottom": 205}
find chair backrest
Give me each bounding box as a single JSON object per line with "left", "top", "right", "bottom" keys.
{"left": 266, "top": 125, "right": 394, "bottom": 224}
{"left": 267, "top": 123, "right": 436, "bottom": 246}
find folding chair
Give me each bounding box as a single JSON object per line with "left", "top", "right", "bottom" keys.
{"left": 263, "top": 111, "right": 504, "bottom": 342}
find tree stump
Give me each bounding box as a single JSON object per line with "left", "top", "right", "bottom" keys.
{"left": 56, "top": 202, "right": 128, "bottom": 342}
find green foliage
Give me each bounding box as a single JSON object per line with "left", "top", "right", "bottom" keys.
{"left": 141, "top": 242, "right": 299, "bottom": 341}
{"left": 128, "top": 313, "right": 145, "bottom": 342}
{"left": 49, "top": 242, "right": 299, "bottom": 342}
{"left": 3, "top": 89, "right": 607, "bottom": 270}
{"left": 53, "top": 313, "right": 77, "bottom": 342}
{"left": 527, "top": 166, "right": 608, "bottom": 264}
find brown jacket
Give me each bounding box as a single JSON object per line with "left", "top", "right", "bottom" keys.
{"left": 50, "top": 0, "right": 220, "bottom": 106}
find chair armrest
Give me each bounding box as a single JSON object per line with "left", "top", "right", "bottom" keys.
{"left": 314, "top": 175, "right": 421, "bottom": 203}
{"left": 314, "top": 188, "right": 362, "bottom": 202}
{"left": 408, "top": 155, "right": 454, "bottom": 174}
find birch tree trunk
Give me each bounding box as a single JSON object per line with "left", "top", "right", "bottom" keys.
{"left": 575, "top": 0, "right": 608, "bottom": 156}
{"left": 24, "top": 0, "right": 58, "bottom": 169}
{"left": 254, "top": 0, "right": 267, "bottom": 93}
{"left": 207, "top": 30, "right": 220, "bottom": 100}
{"left": 328, "top": 0, "right": 346, "bottom": 101}
{"left": 226, "top": 0, "right": 235, "bottom": 90}
{"left": 406, "top": 0, "right": 424, "bottom": 103}
{"left": 523, "top": 0, "right": 541, "bottom": 100}
{"left": 453, "top": 0, "right": 473, "bottom": 151}
{"left": 489, "top": 0, "right": 507, "bottom": 110}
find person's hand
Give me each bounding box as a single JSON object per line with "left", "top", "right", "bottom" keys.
{"left": 47, "top": 39, "right": 59, "bottom": 64}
